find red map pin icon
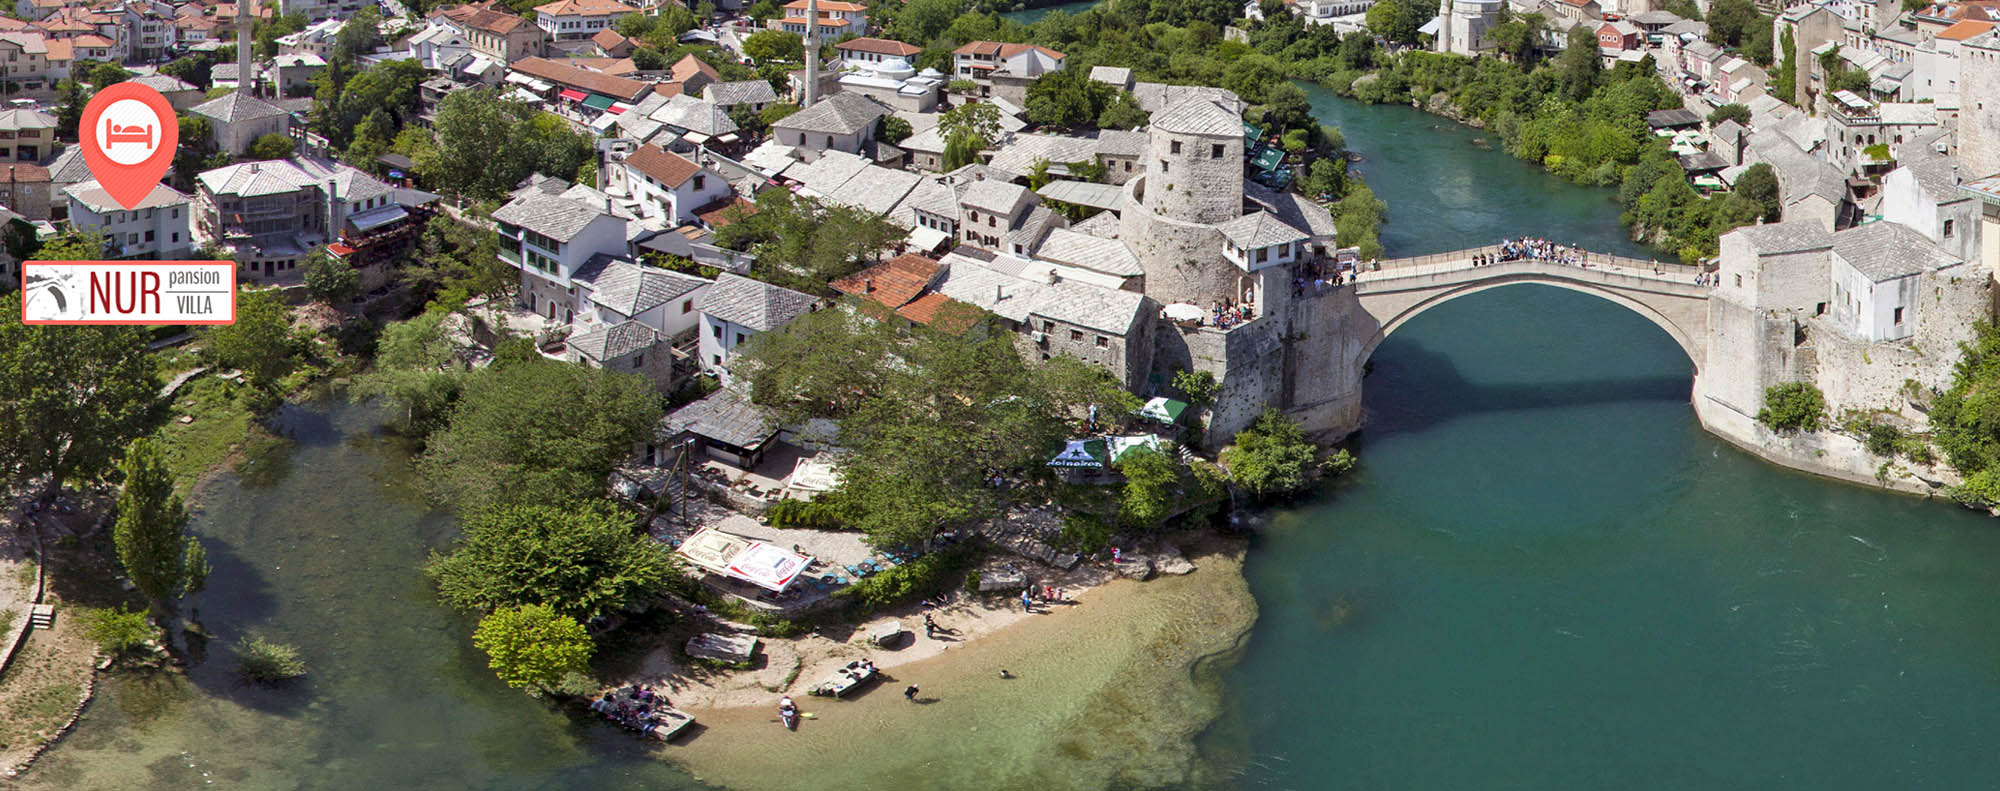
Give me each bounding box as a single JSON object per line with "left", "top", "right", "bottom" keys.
{"left": 79, "top": 81, "right": 179, "bottom": 210}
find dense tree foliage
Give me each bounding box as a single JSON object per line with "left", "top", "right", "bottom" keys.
{"left": 711, "top": 189, "right": 906, "bottom": 294}
{"left": 205, "top": 290, "right": 301, "bottom": 389}
{"left": 428, "top": 500, "right": 676, "bottom": 621}
{"left": 414, "top": 88, "right": 595, "bottom": 200}
{"left": 1929, "top": 324, "right": 2000, "bottom": 502}
{"left": 0, "top": 290, "right": 158, "bottom": 500}
{"left": 1117, "top": 445, "right": 1179, "bottom": 527}
{"left": 349, "top": 310, "right": 468, "bottom": 436}
{"left": 302, "top": 247, "right": 359, "bottom": 304}
{"left": 416, "top": 358, "right": 662, "bottom": 510}
{"left": 473, "top": 604, "right": 594, "bottom": 691}
{"left": 731, "top": 308, "right": 1139, "bottom": 547}
{"left": 1221, "top": 408, "right": 1322, "bottom": 498}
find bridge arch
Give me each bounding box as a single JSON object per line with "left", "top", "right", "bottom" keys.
{"left": 1355, "top": 270, "right": 1706, "bottom": 370}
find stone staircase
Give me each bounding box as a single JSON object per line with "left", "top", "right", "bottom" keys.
{"left": 28, "top": 604, "right": 53, "bottom": 630}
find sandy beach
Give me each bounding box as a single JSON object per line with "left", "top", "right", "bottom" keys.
{"left": 653, "top": 538, "right": 1258, "bottom": 791}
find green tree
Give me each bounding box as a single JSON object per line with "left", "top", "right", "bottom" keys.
{"left": 877, "top": 114, "right": 913, "bottom": 144}
{"left": 1172, "top": 368, "right": 1220, "bottom": 410}
{"left": 333, "top": 4, "right": 383, "bottom": 60}
{"left": 630, "top": 46, "right": 666, "bottom": 71}
{"left": 1366, "top": 0, "right": 1425, "bottom": 43}
{"left": 1117, "top": 445, "right": 1178, "bottom": 528}
{"left": 0, "top": 290, "right": 158, "bottom": 501}
{"left": 302, "top": 247, "right": 359, "bottom": 304}
{"left": 419, "top": 89, "right": 594, "bottom": 200}
{"left": 1221, "top": 408, "right": 1320, "bottom": 498}
{"left": 942, "top": 130, "right": 985, "bottom": 170}
{"left": 204, "top": 289, "right": 299, "bottom": 389}
{"left": 743, "top": 29, "right": 804, "bottom": 63}
{"left": 1704, "top": 0, "right": 1761, "bottom": 47}
{"left": 1757, "top": 381, "right": 1825, "bottom": 432}
{"left": 938, "top": 100, "right": 1002, "bottom": 145}
{"left": 113, "top": 439, "right": 211, "bottom": 624}
{"left": 1707, "top": 102, "right": 1751, "bottom": 128}
{"left": 161, "top": 54, "right": 214, "bottom": 89}
{"left": 247, "top": 132, "right": 296, "bottom": 160}
{"left": 1097, "top": 90, "right": 1150, "bottom": 129}
{"left": 1735, "top": 162, "right": 1780, "bottom": 222}
{"left": 1774, "top": 27, "right": 1797, "bottom": 105}
{"left": 759, "top": 101, "right": 801, "bottom": 128}
{"left": 88, "top": 61, "right": 132, "bottom": 87}
{"left": 416, "top": 358, "right": 662, "bottom": 510}
{"left": 1024, "top": 66, "right": 1114, "bottom": 129}
{"left": 710, "top": 189, "right": 906, "bottom": 292}
{"left": 53, "top": 79, "right": 88, "bottom": 139}
{"left": 472, "top": 604, "right": 593, "bottom": 691}
{"left": 428, "top": 500, "right": 676, "bottom": 621}
{"left": 1555, "top": 25, "right": 1602, "bottom": 102}
{"left": 349, "top": 310, "right": 468, "bottom": 435}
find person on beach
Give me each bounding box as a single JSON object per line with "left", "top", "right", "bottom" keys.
{"left": 1020, "top": 589, "right": 1034, "bottom": 613}
{"left": 904, "top": 685, "right": 919, "bottom": 702}
{"left": 1000, "top": 669, "right": 1014, "bottom": 679}
{"left": 924, "top": 613, "right": 938, "bottom": 637}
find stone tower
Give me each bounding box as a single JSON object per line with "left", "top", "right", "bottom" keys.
{"left": 1959, "top": 33, "right": 2000, "bottom": 179}
{"left": 1435, "top": 0, "right": 1501, "bottom": 56}
{"left": 1140, "top": 97, "right": 1244, "bottom": 224}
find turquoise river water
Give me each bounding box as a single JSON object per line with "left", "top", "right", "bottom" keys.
{"left": 23, "top": 86, "right": 2000, "bottom": 790}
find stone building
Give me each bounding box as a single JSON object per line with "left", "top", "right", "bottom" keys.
{"left": 1432, "top": 0, "right": 1502, "bottom": 56}
{"left": 1960, "top": 31, "right": 2000, "bottom": 178}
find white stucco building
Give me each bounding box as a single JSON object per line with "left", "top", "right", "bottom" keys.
{"left": 63, "top": 180, "right": 192, "bottom": 260}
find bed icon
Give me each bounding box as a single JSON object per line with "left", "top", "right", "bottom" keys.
{"left": 103, "top": 118, "right": 153, "bottom": 151}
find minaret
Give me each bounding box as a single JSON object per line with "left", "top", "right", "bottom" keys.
{"left": 803, "top": 0, "right": 820, "bottom": 107}
{"left": 236, "top": 15, "right": 253, "bottom": 97}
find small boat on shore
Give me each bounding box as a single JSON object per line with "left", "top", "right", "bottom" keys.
{"left": 809, "top": 659, "right": 880, "bottom": 697}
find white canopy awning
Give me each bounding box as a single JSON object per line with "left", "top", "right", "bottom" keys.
{"left": 725, "top": 542, "right": 813, "bottom": 593}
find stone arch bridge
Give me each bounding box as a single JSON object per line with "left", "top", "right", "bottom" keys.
{"left": 1352, "top": 246, "right": 1714, "bottom": 366}
{"left": 1271, "top": 245, "right": 1715, "bottom": 440}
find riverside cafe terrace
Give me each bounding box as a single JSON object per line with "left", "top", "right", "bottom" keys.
{"left": 676, "top": 526, "right": 817, "bottom": 605}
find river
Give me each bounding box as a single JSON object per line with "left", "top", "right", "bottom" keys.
{"left": 28, "top": 86, "right": 2000, "bottom": 791}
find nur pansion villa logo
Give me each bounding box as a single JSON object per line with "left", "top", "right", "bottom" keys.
{"left": 20, "top": 261, "right": 236, "bottom": 325}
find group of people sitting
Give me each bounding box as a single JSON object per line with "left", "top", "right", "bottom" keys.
{"left": 591, "top": 685, "right": 676, "bottom": 737}
{"left": 1475, "top": 238, "right": 1586, "bottom": 266}
{"left": 1212, "top": 301, "right": 1255, "bottom": 330}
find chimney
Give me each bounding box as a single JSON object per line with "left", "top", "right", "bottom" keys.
{"left": 994, "top": 283, "right": 1004, "bottom": 301}
{"left": 864, "top": 278, "right": 874, "bottom": 293}
{"left": 803, "top": 0, "right": 820, "bottom": 107}
{"left": 249, "top": 162, "right": 259, "bottom": 172}
{"left": 236, "top": 14, "right": 252, "bottom": 97}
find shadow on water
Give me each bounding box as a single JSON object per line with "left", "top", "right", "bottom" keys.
{"left": 1359, "top": 340, "right": 1692, "bottom": 435}
{"left": 266, "top": 400, "right": 343, "bottom": 446}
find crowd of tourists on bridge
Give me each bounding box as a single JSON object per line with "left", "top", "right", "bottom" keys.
{"left": 1476, "top": 238, "right": 1586, "bottom": 266}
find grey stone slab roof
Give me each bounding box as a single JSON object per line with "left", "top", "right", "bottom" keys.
{"left": 193, "top": 91, "right": 289, "bottom": 123}
{"left": 898, "top": 124, "right": 947, "bottom": 155}
{"left": 984, "top": 133, "right": 1101, "bottom": 178}
{"left": 1151, "top": 96, "right": 1241, "bottom": 137}
{"left": 1035, "top": 179, "right": 1123, "bottom": 210}
{"left": 131, "top": 74, "right": 198, "bottom": 93}
{"left": 1215, "top": 211, "right": 1308, "bottom": 250}
{"left": 581, "top": 260, "right": 710, "bottom": 315}
{"left": 650, "top": 94, "right": 738, "bottom": 137}
{"left": 774, "top": 92, "right": 890, "bottom": 135}
{"left": 568, "top": 320, "right": 662, "bottom": 361}
{"left": 890, "top": 176, "right": 958, "bottom": 228}
{"left": 0, "top": 109, "right": 55, "bottom": 131}
{"left": 1833, "top": 220, "right": 1960, "bottom": 281}
{"left": 492, "top": 192, "right": 615, "bottom": 242}
{"left": 1878, "top": 102, "right": 1937, "bottom": 126}
{"left": 1630, "top": 10, "right": 1682, "bottom": 24}
{"left": 696, "top": 272, "right": 818, "bottom": 332}
{"left": 704, "top": 79, "right": 778, "bottom": 107}
{"left": 1028, "top": 277, "right": 1147, "bottom": 335}
{"left": 1902, "top": 155, "right": 1964, "bottom": 204}
{"left": 1068, "top": 210, "right": 1122, "bottom": 238}
{"left": 793, "top": 149, "right": 874, "bottom": 196}
{"left": 1733, "top": 218, "right": 1832, "bottom": 255}
{"left": 46, "top": 146, "right": 90, "bottom": 185}
{"left": 1095, "top": 129, "right": 1147, "bottom": 156}
{"left": 1130, "top": 82, "right": 1242, "bottom": 115}
{"left": 65, "top": 181, "right": 190, "bottom": 213}
{"left": 663, "top": 388, "right": 775, "bottom": 449}
{"left": 1245, "top": 181, "right": 1339, "bottom": 239}
{"left": 1089, "top": 65, "right": 1131, "bottom": 86}
{"left": 960, "top": 178, "right": 1031, "bottom": 215}
{"left": 1646, "top": 108, "right": 1702, "bottom": 129}
{"left": 1034, "top": 228, "right": 1141, "bottom": 277}
{"left": 1004, "top": 204, "right": 1062, "bottom": 251}
{"left": 827, "top": 164, "right": 921, "bottom": 215}
{"left": 1711, "top": 119, "right": 1746, "bottom": 145}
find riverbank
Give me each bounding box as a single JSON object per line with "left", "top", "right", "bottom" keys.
{"left": 665, "top": 539, "right": 1255, "bottom": 791}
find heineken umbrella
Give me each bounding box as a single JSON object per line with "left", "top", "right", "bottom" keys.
{"left": 1135, "top": 397, "right": 1188, "bottom": 424}
{"left": 1047, "top": 439, "right": 1108, "bottom": 468}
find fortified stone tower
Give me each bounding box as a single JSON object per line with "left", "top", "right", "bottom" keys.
{"left": 1959, "top": 33, "right": 2000, "bottom": 178}
{"left": 1122, "top": 96, "right": 1250, "bottom": 304}
{"left": 1435, "top": 0, "right": 1501, "bottom": 56}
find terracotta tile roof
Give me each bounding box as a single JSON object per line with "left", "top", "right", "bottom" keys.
{"left": 696, "top": 195, "right": 755, "bottom": 227}
{"left": 1938, "top": 19, "right": 1994, "bottom": 39}
{"left": 568, "top": 56, "right": 637, "bottom": 75}
{"left": 837, "top": 37, "right": 921, "bottom": 57}
{"left": 780, "top": 16, "right": 853, "bottom": 27}
{"left": 954, "top": 40, "right": 1063, "bottom": 59}
{"left": 533, "top": 0, "right": 637, "bottom": 15}
{"left": 782, "top": 0, "right": 865, "bottom": 10}
{"left": 670, "top": 53, "right": 718, "bottom": 82}
{"left": 997, "top": 42, "right": 1063, "bottom": 59}
{"left": 510, "top": 57, "right": 652, "bottom": 100}
{"left": 624, "top": 144, "right": 704, "bottom": 188}
{"left": 830, "top": 253, "right": 939, "bottom": 308}
{"left": 0, "top": 163, "right": 52, "bottom": 183}
{"left": 462, "top": 8, "right": 531, "bottom": 34}
{"left": 896, "top": 292, "right": 979, "bottom": 333}
{"left": 591, "top": 28, "right": 627, "bottom": 48}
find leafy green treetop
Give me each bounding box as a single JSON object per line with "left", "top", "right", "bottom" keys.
{"left": 473, "top": 603, "right": 594, "bottom": 691}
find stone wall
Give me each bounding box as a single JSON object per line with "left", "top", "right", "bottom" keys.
{"left": 1122, "top": 179, "right": 1246, "bottom": 305}
{"left": 1141, "top": 128, "right": 1242, "bottom": 225}
{"left": 1152, "top": 315, "right": 1287, "bottom": 444}
{"left": 1958, "top": 39, "right": 2000, "bottom": 178}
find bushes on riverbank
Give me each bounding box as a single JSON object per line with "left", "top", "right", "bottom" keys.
{"left": 1757, "top": 382, "right": 1825, "bottom": 433}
